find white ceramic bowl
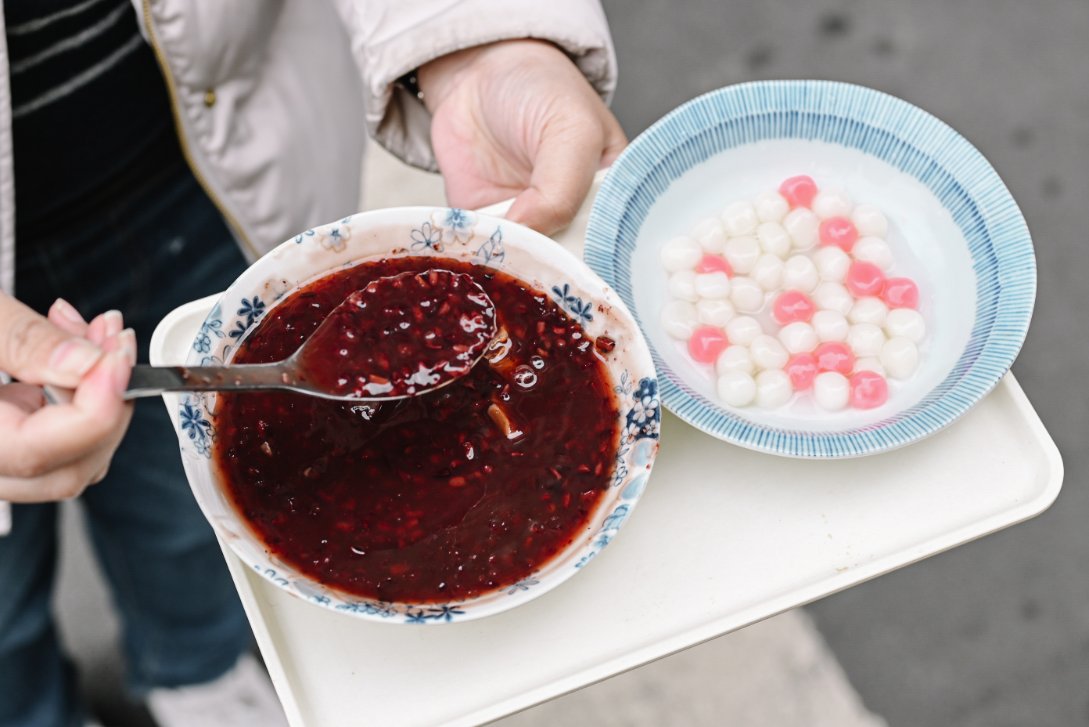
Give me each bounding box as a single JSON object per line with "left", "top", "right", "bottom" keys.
{"left": 174, "top": 208, "right": 659, "bottom": 623}
{"left": 586, "top": 81, "right": 1035, "bottom": 458}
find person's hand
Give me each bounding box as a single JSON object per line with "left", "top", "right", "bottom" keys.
{"left": 0, "top": 294, "right": 135, "bottom": 502}
{"left": 419, "top": 39, "right": 627, "bottom": 235}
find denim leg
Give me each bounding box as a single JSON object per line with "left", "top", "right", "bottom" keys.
{"left": 0, "top": 504, "right": 83, "bottom": 727}
{"left": 80, "top": 398, "right": 251, "bottom": 694}
{"left": 14, "top": 150, "right": 253, "bottom": 698}
{"left": 77, "top": 166, "right": 252, "bottom": 695}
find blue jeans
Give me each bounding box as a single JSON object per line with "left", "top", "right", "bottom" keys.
{"left": 1, "top": 148, "right": 252, "bottom": 727}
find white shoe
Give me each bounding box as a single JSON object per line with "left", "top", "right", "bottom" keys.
{"left": 147, "top": 653, "right": 289, "bottom": 727}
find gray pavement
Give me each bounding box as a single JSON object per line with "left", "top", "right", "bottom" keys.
{"left": 597, "top": 0, "right": 1087, "bottom": 724}
{"left": 54, "top": 1, "right": 1087, "bottom": 725}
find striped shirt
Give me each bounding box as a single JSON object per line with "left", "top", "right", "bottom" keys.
{"left": 5, "top": 0, "right": 178, "bottom": 234}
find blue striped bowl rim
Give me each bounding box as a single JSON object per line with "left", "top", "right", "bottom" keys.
{"left": 585, "top": 80, "right": 1036, "bottom": 458}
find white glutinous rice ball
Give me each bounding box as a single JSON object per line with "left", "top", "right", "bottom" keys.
{"left": 690, "top": 216, "right": 727, "bottom": 254}
{"left": 813, "top": 246, "right": 851, "bottom": 282}
{"left": 697, "top": 298, "right": 736, "bottom": 328}
{"left": 661, "top": 300, "right": 698, "bottom": 339}
{"left": 694, "top": 271, "right": 731, "bottom": 299}
{"left": 756, "top": 369, "right": 793, "bottom": 409}
{"left": 750, "top": 334, "right": 789, "bottom": 371}
{"left": 884, "top": 308, "right": 926, "bottom": 343}
{"left": 778, "top": 321, "right": 819, "bottom": 354}
{"left": 847, "top": 323, "right": 886, "bottom": 357}
{"left": 730, "top": 276, "right": 764, "bottom": 313}
{"left": 852, "top": 236, "right": 893, "bottom": 271}
{"left": 783, "top": 208, "right": 820, "bottom": 250}
{"left": 721, "top": 200, "right": 759, "bottom": 237}
{"left": 854, "top": 356, "right": 886, "bottom": 376}
{"left": 811, "top": 188, "right": 853, "bottom": 219}
{"left": 723, "top": 235, "right": 761, "bottom": 274}
{"left": 726, "top": 315, "right": 762, "bottom": 346}
{"left": 880, "top": 337, "right": 919, "bottom": 379}
{"left": 814, "top": 371, "right": 850, "bottom": 411}
{"left": 669, "top": 270, "right": 699, "bottom": 302}
{"left": 782, "top": 254, "right": 820, "bottom": 293}
{"left": 756, "top": 222, "right": 792, "bottom": 258}
{"left": 751, "top": 254, "right": 785, "bottom": 291}
{"left": 753, "top": 191, "right": 789, "bottom": 223}
{"left": 812, "top": 282, "right": 854, "bottom": 315}
{"left": 717, "top": 370, "right": 757, "bottom": 407}
{"left": 716, "top": 344, "right": 755, "bottom": 375}
{"left": 848, "top": 297, "right": 889, "bottom": 326}
{"left": 852, "top": 204, "right": 889, "bottom": 238}
{"left": 812, "top": 309, "right": 849, "bottom": 342}
{"left": 661, "top": 235, "right": 701, "bottom": 272}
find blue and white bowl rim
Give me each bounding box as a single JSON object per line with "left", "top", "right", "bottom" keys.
{"left": 585, "top": 80, "right": 1036, "bottom": 458}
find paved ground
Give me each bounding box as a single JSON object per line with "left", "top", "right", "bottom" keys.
{"left": 596, "top": 0, "right": 1087, "bottom": 725}
{"left": 55, "top": 1, "right": 1086, "bottom": 725}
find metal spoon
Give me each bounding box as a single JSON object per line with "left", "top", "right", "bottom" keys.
{"left": 124, "top": 269, "right": 497, "bottom": 402}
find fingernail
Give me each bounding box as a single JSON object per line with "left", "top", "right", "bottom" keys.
{"left": 119, "top": 328, "right": 137, "bottom": 366}
{"left": 104, "top": 310, "right": 123, "bottom": 338}
{"left": 109, "top": 350, "right": 132, "bottom": 394}
{"left": 51, "top": 298, "right": 85, "bottom": 324}
{"left": 88, "top": 315, "right": 107, "bottom": 346}
{"left": 49, "top": 339, "right": 103, "bottom": 380}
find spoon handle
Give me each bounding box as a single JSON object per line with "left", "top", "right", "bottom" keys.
{"left": 124, "top": 363, "right": 293, "bottom": 400}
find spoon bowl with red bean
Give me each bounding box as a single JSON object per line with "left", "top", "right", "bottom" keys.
{"left": 124, "top": 269, "right": 498, "bottom": 401}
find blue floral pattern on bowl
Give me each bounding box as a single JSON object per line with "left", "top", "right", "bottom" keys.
{"left": 193, "top": 306, "right": 225, "bottom": 355}
{"left": 175, "top": 207, "right": 659, "bottom": 624}
{"left": 431, "top": 208, "right": 476, "bottom": 245}
{"left": 228, "top": 297, "right": 265, "bottom": 340}
{"left": 551, "top": 283, "right": 594, "bottom": 323}
{"left": 179, "top": 397, "right": 213, "bottom": 458}
{"left": 473, "top": 227, "right": 505, "bottom": 267}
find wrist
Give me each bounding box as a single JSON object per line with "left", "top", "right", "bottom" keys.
{"left": 417, "top": 39, "right": 565, "bottom": 114}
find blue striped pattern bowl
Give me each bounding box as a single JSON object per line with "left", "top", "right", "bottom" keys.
{"left": 586, "top": 81, "right": 1035, "bottom": 458}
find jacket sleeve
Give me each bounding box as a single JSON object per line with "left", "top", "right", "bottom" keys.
{"left": 327, "top": 0, "right": 617, "bottom": 172}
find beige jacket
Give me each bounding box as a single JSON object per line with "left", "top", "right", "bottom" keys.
{"left": 0, "top": 0, "right": 617, "bottom": 293}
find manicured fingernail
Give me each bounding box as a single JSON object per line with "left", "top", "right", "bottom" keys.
{"left": 119, "top": 328, "right": 137, "bottom": 366}
{"left": 103, "top": 310, "right": 123, "bottom": 338}
{"left": 51, "top": 298, "right": 85, "bottom": 324}
{"left": 49, "top": 339, "right": 103, "bottom": 379}
{"left": 109, "top": 350, "right": 132, "bottom": 394}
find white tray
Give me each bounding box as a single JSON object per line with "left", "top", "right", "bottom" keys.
{"left": 150, "top": 189, "right": 1062, "bottom": 727}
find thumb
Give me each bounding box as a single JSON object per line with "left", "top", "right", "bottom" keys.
{"left": 0, "top": 293, "right": 103, "bottom": 388}
{"left": 506, "top": 120, "right": 604, "bottom": 236}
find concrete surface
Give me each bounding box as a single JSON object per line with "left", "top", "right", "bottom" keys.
{"left": 51, "top": 1, "right": 1086, "bottom": 725}
{"left": 594, "top": 0, "right": 1086, "bottom": 725}
{"left": 494, "top": 611, "right": 884, "bottom": 727}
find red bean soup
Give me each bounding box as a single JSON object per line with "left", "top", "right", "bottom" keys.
{"left": 295, "top": 269, "right": 497, "bottom": 399}
{"left": 213, "top": 257, "right": 620, "bottom": 604}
